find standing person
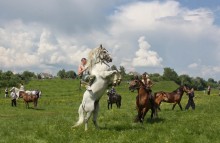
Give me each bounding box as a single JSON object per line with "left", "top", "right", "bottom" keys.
{"left": 78, "top": 58, "right": 95, "bottom": 91}
{"left": 5, "top": 87, "right": 8, "bottom": 98}
{"left": 10, "top": 90, "right": 17, "bottom": 107}
{"left": 185, "top": 88, "right": 195, "bottom": 110}
{"left": 207, "top": 85, "right": 211, "bottom": 95}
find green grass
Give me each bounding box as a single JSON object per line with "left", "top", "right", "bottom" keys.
{"left": 0, "top": 79, "right": 220, "bottom": 143}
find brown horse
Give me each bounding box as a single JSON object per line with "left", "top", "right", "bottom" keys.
{"left": 156, "top": 85, "right": 189, "bottom": 110}
{"left": 19, "top": 91, "right": 40, "bottom": 109}
{"left": 129, "top": 79, "right": 155, "bottom": 123}
{"left": 153, "top": 92, "right": 168, "bottom": 117}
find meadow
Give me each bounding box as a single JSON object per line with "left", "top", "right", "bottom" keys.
{"left": 0, "top": 79, "right": 220, "bottom": 143}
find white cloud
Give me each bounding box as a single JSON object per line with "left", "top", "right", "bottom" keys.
{"left": 188, "top": 63, "right": 198, "bottom": 69}
{"left": 132, "top": 36, "right": 162, "bottom": 67}
{"left": 0, "top": 1, "right": 220, "bottom": 80}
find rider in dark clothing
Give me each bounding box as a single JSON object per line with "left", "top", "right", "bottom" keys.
{"left": 109, "top": 87, "right": 116, "bottom": 95}
{"left": 185, "top": 88, "right": 195, "bottom": 110}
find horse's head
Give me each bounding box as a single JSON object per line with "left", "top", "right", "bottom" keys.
{"left": 181, "top": 84, "right": 190, "bottom": 93}
{"left": 129, "top": 79, "right": 142, "bottom": 92}
{"left": 159, "top": 92, "right": 169, "bottom": 102}
{"left": 98, "top": 45, "right": 112, "bottom": 63}
{"left": 18, "top": 91, "right": 25, "bottom": 98}
{"left": 154, "top": 92, "right": 169, "bottom": 104}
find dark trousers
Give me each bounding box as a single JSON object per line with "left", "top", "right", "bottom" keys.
{"left": 207, "top": 91, "right": 210, "bottom": 95}
{"left": 185, "top": 99, "right": 195, "bottom": 110}
{"left": 11, "top": 99, "right": 17, "bottom": 107}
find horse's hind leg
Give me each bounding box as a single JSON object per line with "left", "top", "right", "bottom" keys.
{"left": 85, "top": 111, "right": 93, "bottom": 131}
{"left": 93, "top": 100, "right": 100, "bottom": 129}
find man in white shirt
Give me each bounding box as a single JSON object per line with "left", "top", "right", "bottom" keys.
{"left": 10, "top": 91, "right": 17, "bottom": 107}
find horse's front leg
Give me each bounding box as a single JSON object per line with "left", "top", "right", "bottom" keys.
{"left": 178, "top": 103, "right": 183, "bottom": 110}
{"left": 101, "top": 70, "right": 117, "bottom": 78}
{"left": 93, "top": 100, "right": 100, "bottom": 129}
{"left": 172, "top": 103, "right": 177, "bottom": 110}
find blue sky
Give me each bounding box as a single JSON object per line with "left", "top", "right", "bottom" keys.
{"left": 0, "top": 0, "right": 220, "bottom": 80}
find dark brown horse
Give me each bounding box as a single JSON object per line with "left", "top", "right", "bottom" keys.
{"left": 19, "top": 91, "right": 40, "bottom": 109}
{"left": 107, "top": 91, "right": 122, "bottom": 109}
{"left": 156, "top": 85, "right": 189, "bottom": 110}
{"left": 129, "top": 79, "right": 155, "bottom": 123}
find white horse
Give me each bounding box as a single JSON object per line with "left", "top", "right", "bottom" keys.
{"left": 26, "top": 90, "right": 42, "bottom": 98}
{"left": 73, "top": 45, "right": 120, "bottom": 131}
{"left": 10, "top": 87, "right": 21, "bottom": 99}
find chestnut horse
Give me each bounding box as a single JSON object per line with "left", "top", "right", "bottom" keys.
{"left": 129, "top": 79, "right": 155, "bottom": 123}
{"left": 153, "top": 92, "right": 168, "bottom": 117}
{"left": 156, "top": 85, "right": 189, "bottom": 110}
{"left": 19, "top": 91, "right": 40, "bottom": 109}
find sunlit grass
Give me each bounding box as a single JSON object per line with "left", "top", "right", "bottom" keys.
{"left": 0, "top": 79, "right": 219, "bottom": 143}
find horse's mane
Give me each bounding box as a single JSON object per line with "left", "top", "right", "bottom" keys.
{"left": 172, "top": 86, "right": 184, "bottom": 94}
{"left": 86, "top": 46, "right": 101, "bottom": 73}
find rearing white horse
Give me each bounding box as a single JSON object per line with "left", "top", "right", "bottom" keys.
{"left": 73, "top": 45, "right": 119, "bottom": 131}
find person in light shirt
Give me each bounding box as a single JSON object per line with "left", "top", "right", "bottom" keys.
{"left": 78, "top": 58, "right": 95, "bottom": 91}
{"left": 10, "top": 91, "right": 17, "bottom": 107}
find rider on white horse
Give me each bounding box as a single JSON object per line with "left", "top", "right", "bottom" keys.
{"left": 73, "top": 45, "right": 121, "bottom": 131}
{"left": 78, "top": 58, "right": 95, "bottom": 91}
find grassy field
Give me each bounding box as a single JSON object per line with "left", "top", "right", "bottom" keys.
{"left": 0, "top": 79, "right": 220, "bottom": 143}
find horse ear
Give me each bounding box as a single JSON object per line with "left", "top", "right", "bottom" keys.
{"left": 100, "top": 44, "right": 102, "bottom": 49}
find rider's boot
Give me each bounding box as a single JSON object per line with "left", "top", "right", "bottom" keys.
{"left": 86, "top": 75, "right": 96, "bottom": 91}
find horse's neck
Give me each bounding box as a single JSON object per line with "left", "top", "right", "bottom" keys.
{"left": 138, "top": 86, "right": 148, "bottom": 96}
{"left": 87, "top": 48, "right": 100, "bottom": 72}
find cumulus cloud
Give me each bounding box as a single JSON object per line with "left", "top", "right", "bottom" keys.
{"left": 0, "top": 0, "right": 220, "bottom": 80}
{"left": 0, "top": 20, "right": 91, "bottom": 73}
{"left": 132, "top": 36, "right": 163, "bottom": 67}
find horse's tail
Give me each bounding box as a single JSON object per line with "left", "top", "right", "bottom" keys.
{"left": 73, "top": 104, "right": 84, "bottom": 128}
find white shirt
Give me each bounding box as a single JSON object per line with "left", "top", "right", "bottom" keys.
{"left": 10, "top": 92, "right": 17, "bottom": 99}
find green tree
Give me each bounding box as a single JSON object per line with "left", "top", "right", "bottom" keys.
{"left": 179, "top": 74, "right": 192, "bottom": 86}
{"left": 111, "top": 65, "right": 118, "bottom": 71}
{"left": 162, "top": 67, "right": 180, "bottom": 84}
{"left": 66, "top": 70, "right": 76, "bottom": 79}
{"left": 57, "top": 69, "right": 66, "bottom": 79}
{"left": 150, "top": 73, "right": 163, "bottom": 82}
{"left": 191, "top": 77, "right": 207, "bottom": 90}
{"left": 119, "top": 66, "right": 126, "bottom": 76}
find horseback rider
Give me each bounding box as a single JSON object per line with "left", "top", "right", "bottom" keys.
{"left": 109, "top": 86, "right": 116, "bottom": 95}
{"left": 141, "top": 72, "right": 153, "bottom": 91}
{"left": 78, "top": 58, "right": 95, "bottom": 91}
{"left": 141, "top": 72, "right": 154, "bottom": 105}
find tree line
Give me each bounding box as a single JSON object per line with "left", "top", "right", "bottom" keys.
{"left": 0, "top": 70, "right": 36, "bottom": 88}
{"left": 1, "top": 67, "right": 219, "bottom": 90}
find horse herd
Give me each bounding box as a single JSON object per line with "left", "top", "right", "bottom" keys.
{"left": 129, "top": 78, "right": 189, "bottom": 123}
{"left": 6, "top": 45, "right": 190, "bottom": 131}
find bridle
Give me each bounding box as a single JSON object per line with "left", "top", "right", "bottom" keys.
{"left": 94, "top": 46, "right": 111, "bottom": 67}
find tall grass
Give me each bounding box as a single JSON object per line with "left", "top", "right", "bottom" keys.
{"left": 0, "top": 79, "right": 219, "bottom": 143}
